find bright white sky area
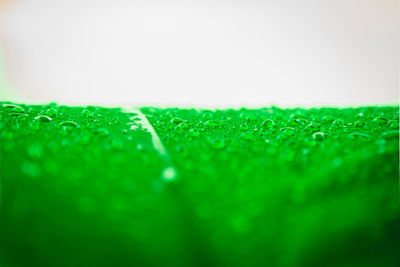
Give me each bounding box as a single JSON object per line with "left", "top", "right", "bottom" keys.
{"left": 0, "top": 0, "right": 399, "bottom": 107}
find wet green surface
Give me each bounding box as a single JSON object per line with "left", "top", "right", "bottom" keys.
{"left": 1, "top": 103, "right": 399, "bottom": 267}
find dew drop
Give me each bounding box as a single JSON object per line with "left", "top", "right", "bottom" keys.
{"left": 381, "top": 130, "right": 399, "bottom": 140}
{"left": 45, "top": 108, "right": 58, "bottom": 117}
{"left": 209, "top": 138, "right": 226, "bottom": 149}
{"left": 312, "top": 132, "right": 326, "bottom": 141}
{"left": 348, "top": 132, "right": 371, "bottom": 139}
{"left": 240, "top": 132, "right": 254, "bottom": 141}
{"left": 189, "top": 128, "right": 200, "bottom": 137}
{"left": 60, "top": 121, "right": 78, "bottom": 128}
{"left": 372, "top": 117, "right": 387, "bottom": 126}
{"left": 34, "top": 115, "right": 52, "bottom": 122}
{"left": 240, "top": 123, "right": 249, "bottom": 131}
{"left": 2, "top": 104, "right": 25, "bottom": 113}
{"left": 162, "top": 167, "right": 178, "bottom": 181}
{"left": 280, "top": 127, "right": 295, "bottom": 136}
{"left": 171, "top": 117, "right": 184, "bottom": 124}
{"left": 96, "top": 128, "right": 110, "bottom": 137}
{"left": 353, "top": 120, "right": 365, "bottom": 127}
{"left": 205, "top": 120, "right": 219, "bottom": 127}
{"left": 388, "top": 120, "right": 399, "bottom": 129}
{"left": 261, "top": 119, "right": 276, "bottom": 129}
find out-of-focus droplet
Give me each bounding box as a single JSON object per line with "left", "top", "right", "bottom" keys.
{"left": 162, "top": 167, "right": 178, "bottom": 181}
{"left": 96, "top": 128, "right": 110, "bottom": 137}
{"left": 189, "top": 128, "right": 200, "bottom": 137}
{"left": 348, "top": 132, "right": 371, "bottom": 139}
{"left": 381, "top": 130, "right": 399, "bottom": 140}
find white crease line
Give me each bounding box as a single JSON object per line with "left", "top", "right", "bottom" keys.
{"left": 122, "top": 107, "right": 178, "bottom": 181}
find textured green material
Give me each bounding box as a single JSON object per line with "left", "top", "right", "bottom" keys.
{"left": 0, "top": 102, "right": 399, "bottom": 267}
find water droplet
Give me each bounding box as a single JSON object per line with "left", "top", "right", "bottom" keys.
{"left": 59, "top": 121, "right": 78, "bottom": 128}
{"left": 171, "top": 117, "right": 184, "bottom": 124}
{"left": 322, "top": 115, "right": 334, "bottom": 123}
{"left": 261, "top": 119, "right": 276, "bottom": 129}
{"left": 372, "top": 117, "right": 387, "bottom": 126}
{"left": 388, "top": 120, "right": 399, "bottom": 129}
{"left": 240, "top": 132, "right": 254, "bottom": 141}
{"left": 27, "top": 144, "right": 43, "bottom": 158}
{"left": 204, "top": 120, "right": 219, "bottom": 127}
{"left": 162, "top": 167, "right": 178, "bottom": 181}
{"left": 174, "top": 125, "right": 184, "bottom": 134}
{"left": 353, "top": 120, "right": 365, "bottom": 127}
{"left": 2, "top": 104, "right": 25, "bottom": 113}
{"left": 280, "top": 127, "right": 295, "bottom": 136}
{"left": 348, "top": 132, "right": 370, "bottom": 139}
{"left": 110, "top": 139, "right": 123, "bottom": 150}
{"left": 21, "top": 161, "right": 42, "bottom": 178}
{"left": 34, "top": 115, "right": 52, "bottom": 122}
{"left": 290, "top": 113, "right": 305, "bottom": 120}
{"left": 381, "top": 130, "right": 399, "bottom": 140}
{"left": 209, "top": 138, "right": 226, "bottom": 149}
{"left": 189, "top": 128, "right": 200, "bottom": 137}
{"left": 312, "top": 132, "right": 326, "bottom": 141}
{"left": 332, "top": 119, "right": 345, "bottom": 127}
{"left": 45, "top": 108, "right": 58, "bottom": 117}
{"left": 240, "top": 123, "right": 249, "bottom": 131}
{"left": 96, "top": 128, "right": 110, "bottom": 137}
{"left": 29, "top": 120, "right": 40, "bottom": 130}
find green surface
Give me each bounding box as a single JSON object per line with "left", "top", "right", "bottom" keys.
{"left": 0, "top": 102, "right": 399, "bottom": 267}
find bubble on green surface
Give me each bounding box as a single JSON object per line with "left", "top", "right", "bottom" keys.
{"left": 2, "top": 103, "right": 25, "bottom": 113}
{"left": 205, "top": 120, "right": 219, "bottom": 128}
{"left": 240, "top": 123, "right": 249, "bottom": 131}
{"left": 312, "top": 132, "right": 326, "bottom": 141}
{"left": 348, "top": 132, "right": 371, "bottom": 139}
{"left": 388, "top": 120, "right": 399, "bottom": 129}
{"left": 280, "top": 127, "right": 295, "bottom": 136}
{"left": 21, "top": 161, "right": 42, "bottom": 178}
{"left": 261, "top": 119, "right": 276, "bottom": 129}
{"left": 381, "top": 130, "right": 399, "bottom": 140}
{"left": 295, "top": 118, "right": 308, "bottom": 126}
{"left": 372, "top": 117, "right": 387, "bottom": 126}
{"left": 189, "top": 128, "right": 200, "bottom": 137}
{"left": 240, "top": 132, "right": 254, "bottom": 141}
{"left": 110, "top": 139, "right": 123, "bottom": 150}
{"left": 60, "top": 121, "right": 79, "bottom": 128}
{"left": 322, "top": 115, "right": 334, "bottom": 123}
{"left": 29, "top": 120, "right": 40, "bottom": 130}
{"left": 171, "top": 117, "right": 184, "bottom": 124}
{"left": 45, "top": 108, "right": 58, "bottom": 117}
{"left": 290, "top": 113, "right": 305, "bottom": 120}
{"left": 34, "top": 115, "right": 52, "bottom": 123}
{"left": 174, "top": 125, "right": 184, "bottom": 134}
{"left": 353, "top": 120, "right": 365, "bottom": 127}
{"left": 136, "top": 143, "right": 144, "bottom": 151}
{"left": 96, "top": 128, "right": 110, "bottom": 137}
{"left": 178, "top": 121, "right": 189, "bottom": 129}
{"left": 27, "top": 144, "right": 43, "bottom": 158}
{"left": 162, "top": 167, "right": 178, "bottom": 181}
{"left": 332, "top": 119, "right": 345, "bottom": 127}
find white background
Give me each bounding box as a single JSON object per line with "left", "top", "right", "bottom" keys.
{"left": 0, "top": 0, "right": 399, "bottom": 107}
